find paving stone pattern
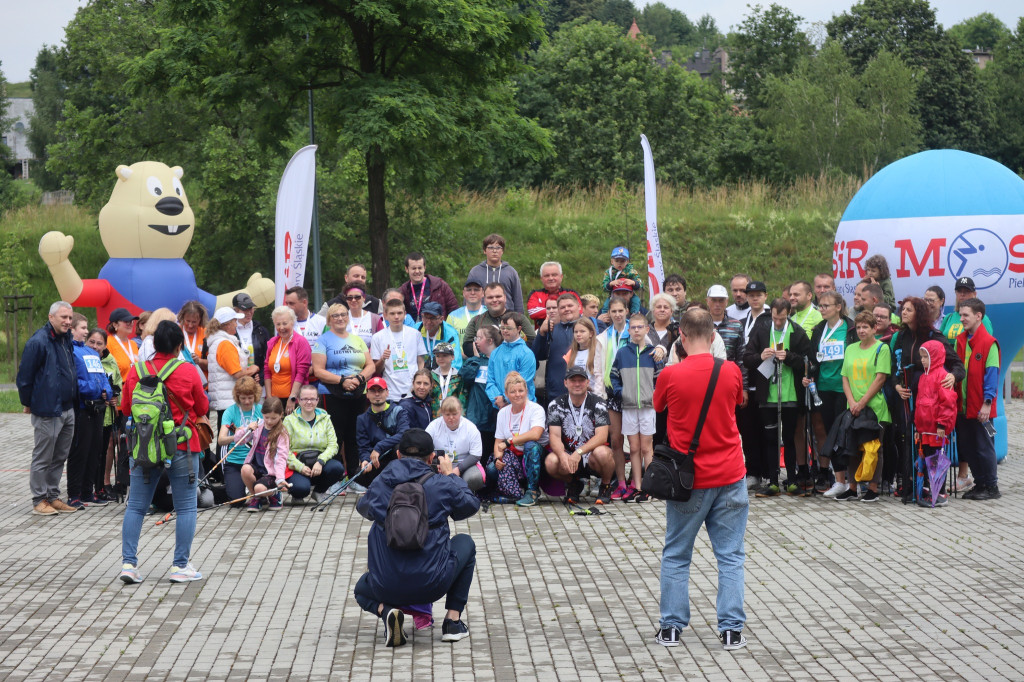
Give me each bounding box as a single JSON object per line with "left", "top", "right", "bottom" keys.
{"left": 1, "top": 404, "right": 1023, "bottom": 681}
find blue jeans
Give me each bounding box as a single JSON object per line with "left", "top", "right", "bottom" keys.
{"left": 660, "top": 478, "right": 748, "bottom": 633}
{"left": 122, "top": 450, "right": 200, "bottom": 569}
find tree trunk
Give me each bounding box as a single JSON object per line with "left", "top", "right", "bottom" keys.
{"left": 366, "top": 145, "right": 389, "bottom": 297}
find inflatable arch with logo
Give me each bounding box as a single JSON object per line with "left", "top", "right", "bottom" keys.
{"left": 834, "top": 149, "right": 1024, "bottom": 460}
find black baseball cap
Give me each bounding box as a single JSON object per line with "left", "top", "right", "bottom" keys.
{"left": 464, "top": 277, "right": 484, "bottom": 289}
{"left": 232, "top": 292, "right": 255, "bottom": 310}
{"left": 745, "top": 281, "right": 767, "bottom": 293}
{"left": 955, "top": 276, "right": 976, "bottom": 291}
{"left": 109, "top": 308, "right": 138, "bottom": 323}
{"left": 565, "top": 365, "right": 589, "bottom": 380}
{"left": 398, "top": 428, "right": 435, "bottom": 457}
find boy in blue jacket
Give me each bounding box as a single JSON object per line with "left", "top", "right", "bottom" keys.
{"left": 68, "top": 315, "right": 113, "bottom": 508}
{"left": 610, "top": 314, "right": 658, "bottom": 502}
{"left": 354, "top": 428, "right": 480, "bottom": 647}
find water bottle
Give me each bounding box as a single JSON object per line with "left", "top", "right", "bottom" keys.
{"left": 807, "top": 380, "right": 823, "bottom": 407}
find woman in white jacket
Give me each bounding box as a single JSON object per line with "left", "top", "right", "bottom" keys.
{"left": 207, "top": 307, "right": 259, "bottom": 426}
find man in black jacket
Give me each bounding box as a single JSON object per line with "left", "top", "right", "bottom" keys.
{"left": 354, "top": 428, "right": 480, "bottom": 647}
{"left": 233, "top": 293, "right": 271, "bottom": 379}
{"left": 17, "top": 301, "right": 79, "bottom": 516}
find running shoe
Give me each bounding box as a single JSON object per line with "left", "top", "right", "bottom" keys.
{"left": 720, "top": 630, "right": 747, "bottom": 650}
{"left": 656, "top": 626, "right": 681, "bottom": 647}
{"left": 169, "top": 563, "right": 203, "bottom": 583}
{"left": 119, "top": 564, "right": 143, "bottom": 584}
{"left": 610, "top": 482, "right": 629, "bottom": 500}
{"left": 441, "top": 618, "right": 470, "bottom": 642}
{"left": 385, "top": 608, "right": 407, "bottom": 647}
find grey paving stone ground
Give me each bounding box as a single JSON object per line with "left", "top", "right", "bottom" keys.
{"left": 1, "top": 404, "right": 1023, "bottom": 681}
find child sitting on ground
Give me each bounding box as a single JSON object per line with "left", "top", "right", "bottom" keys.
{"left": 600, "top": 246, "right": 643, "bottom": 315}
{"left": 864, "top": 254, "right": 896, "bottom": 310}
{"left": 239, "top": 397, "right": 291, "bottom": 512}
{"left": 912, "top": 340, "right": 959, "bottom": 507}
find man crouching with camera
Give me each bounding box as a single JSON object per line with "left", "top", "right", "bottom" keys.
{"left": 353, "top": 428, "right": 480, "bottom": 647}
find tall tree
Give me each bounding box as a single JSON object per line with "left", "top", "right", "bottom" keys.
{"left": 518, "top": 20, "right": 729, "bottom": 186}
{"left": 947, "top": 12, "right": 1010, "bottom": 50}
{"left": 726, "top": 4, "right": 814, "bottom": 110}
{"left": 135, "top": 0, "right": 549, "bottom": 293}
{"left": 27, "top": 46, "right": 64, "bottom": 192}
{"left": 980, "top": 18, "right": 1024, "bottom": 171}
{"left": 761, "top": 41, "right": 919, "bottom": 177}
{"left": 637, "top": 2, "right": 694, "bottom": 50}
{"left": 826, "top": 0, "right": 993, "bottom": 152}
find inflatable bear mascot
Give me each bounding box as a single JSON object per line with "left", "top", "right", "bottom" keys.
{"left": 39, "top": 161, "right": 275, "bottom": 326}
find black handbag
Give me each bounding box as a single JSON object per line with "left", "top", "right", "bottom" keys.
{"left": 296, "top": 450, "right": 322, "bottom": 467}
{"left": 642, "top": 358, "right": 723, "bottom": 502}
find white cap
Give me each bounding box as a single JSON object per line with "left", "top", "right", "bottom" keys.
{"left": 214, "top": 307, "right": 244, "bottom": 324}
{"left": 706, "top": 284, "right": 728, "bottom": 298}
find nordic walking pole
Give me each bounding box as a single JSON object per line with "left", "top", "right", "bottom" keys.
{"left": 311, "top": 467, "right": 371, "bottom": 512}
{"left": 775, "top": 357, "right": 783, "bottom": 488}
{"left": 804, "top": 357, "right": 817, "bottom": 495}
{"left": 900, "top": 364, "right": 915, "bottom": 504}
{"left": 198, "top": 423, "right": 257, "bottom": 488}
{"left": 154, "top": 486, "right": 288, "bottom": 526}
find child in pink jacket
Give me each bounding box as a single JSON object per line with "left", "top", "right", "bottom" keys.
{"left": 239, "top": 397, "right": 291, "bottom": 511}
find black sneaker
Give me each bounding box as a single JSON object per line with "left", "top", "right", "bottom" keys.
{"left": 754, "top": 483, "right": 780, "bottom": 497}
{"left": 656, "top": 626, "right": 681, "bottom": 647}
{"left": 595, "top": 482, "right": 614, "bottom": 505}
{"left": 384, "top": 608, "right": 407, "bottom": 647}
{"left": 633, "top": 491, "right": 650, "bottom": 503}
{"left": 564, "top": 478, "right": 585, "bottom": 505}
{"left": 441, "top": 617, "right": 470, "bottom": 642}
{"left": 970, "top": 485, "right": 1001, "bottom": 501}
{"left": 861, "top": 490, "right": 879, "bottom": 503}
{"left": 835, "top": 488, "right": 859, "bottom": 501}
{"left": 813, "top": 474, "right": 831, "bottom": 493}
{"left": 918, "top": 494, "right": 948, "bottom": 507}
{"left": 720, "top": 630, "right": 747, "bottom": 650}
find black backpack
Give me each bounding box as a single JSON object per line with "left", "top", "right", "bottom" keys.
{"left": 385, "top": 472, "right": 434, "bottom": 551}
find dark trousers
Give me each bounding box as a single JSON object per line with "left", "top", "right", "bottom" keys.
{"left": 353, "top": 534, "right": 477, "bottom": 615}
{"left": 956, "top": 415, "right": 998, "bottom": 487}
{"left": 289, "top": 459, "right": 345, "bottom": 499}
{"left": 737, "top": 399, "right": 762, "bottom": 476}
{"left": 67, "top": 405, "right": 105, "bottom": 498}
{"left": 223, "top": 462, "right": 247, "bottom": 502}
{"left": 759, "top": 405, "right": 797, "bottom": 484}
{"left": 358, "top": 450, "right": 397, "bottom": 487}
{"left": 322, "top": 394, "right": 366, "bottom": 477}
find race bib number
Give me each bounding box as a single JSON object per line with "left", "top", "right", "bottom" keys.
{"left": 84, "top": 355, "right": 104, "bottom": 373}
{"left": 820, "top": 339, "right": 845, "bottom": 362}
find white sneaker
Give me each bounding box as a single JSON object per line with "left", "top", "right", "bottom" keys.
{"left": 823, "top": 482, "right": 849, "bottom": 499}
{"left": 745, "top": 475, "right": 759, "bottom": 489}
{"left": 348, "top": 481, "right": 368, "bottom": 495}
{"left": 956, "top": 476, "right": 975, "bottom": 492}
{"left": 169, "top": 563, "right": 203, "bottom": 583}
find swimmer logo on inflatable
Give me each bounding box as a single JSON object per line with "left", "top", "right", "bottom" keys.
{"left": 39, "top": 161, "right": 275, "bottom": 327}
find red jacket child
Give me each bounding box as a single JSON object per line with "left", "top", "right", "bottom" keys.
{"left": 913, "top": 340, "right": 958, "bottom": 448}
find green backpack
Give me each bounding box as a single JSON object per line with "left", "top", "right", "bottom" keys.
{"left": 129, "top": 359, "right": 190, "bottom": 473}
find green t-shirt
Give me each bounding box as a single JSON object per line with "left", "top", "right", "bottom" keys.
{"left": 841, "top": 340, "right": 891, "bottom": 423}
{"left": 940, "top": 311, "right": 993, "bottom": 342}
{"left": 766, "top": 323, "right": 796, "bottom": 404}
{"left": 791, "top": 305, "right": 822, "bottom": 336}
{"left": 815, "top": 319, "right": 848, "bottom": 394}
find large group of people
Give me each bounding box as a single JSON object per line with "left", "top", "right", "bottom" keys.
{"left": 16, "top": 233, "right": 1005, "bottom": 650}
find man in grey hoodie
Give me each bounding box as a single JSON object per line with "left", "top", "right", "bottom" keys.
{"left": 467, "top": 233, "right": 524, "bottom": 314}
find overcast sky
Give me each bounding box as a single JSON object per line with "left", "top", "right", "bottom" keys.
{"left": 1, "top": 0, "right": 1021, "bottom": 84}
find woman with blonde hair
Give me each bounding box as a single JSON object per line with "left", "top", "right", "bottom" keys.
{"left": 490, "top": 372, "right": 548, "bottom": 506}
{"left": 426, "top": 398, "right": 485, "bottom": 491}
{"left": 137, "top": 308, "right": 178, "bottom": 362}
{"left": 563, "top": 317, "right": 604, "bottom": 398}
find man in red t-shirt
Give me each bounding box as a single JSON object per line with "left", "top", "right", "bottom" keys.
{"left": 651, "top": 309, "right": 748, "bottom": 652}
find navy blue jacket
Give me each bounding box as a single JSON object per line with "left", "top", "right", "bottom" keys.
{"left": 356, "top": 457, "right": 479, "bottom": 603}
{"left": 532, "top": 319, "right": 577, "bottom": 400}
{"left": 399, "top": 394, "right": 433, "bottom": 431}
{"left": 73, "top": 340, "right": 113, "bottom": 408}
{"left": 356, "top": 403, "right": 410, "bottom": 463}
{"left": 17, "top": 322, "right": 77, "bottom": 417}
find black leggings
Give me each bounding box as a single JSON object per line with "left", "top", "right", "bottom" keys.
{"left": 321, "top": 393, "right": 367, "bottom": 477}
